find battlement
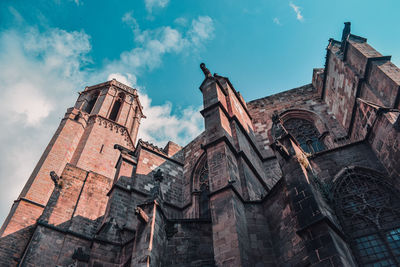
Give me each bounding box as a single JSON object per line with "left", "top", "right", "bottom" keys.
{"left": 138, "top": 139, "right": 166, "bottom": 155}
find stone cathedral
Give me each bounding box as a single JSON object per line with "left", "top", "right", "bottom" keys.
{"left": 1, "top": 22, "right": 400, "bottom": 267}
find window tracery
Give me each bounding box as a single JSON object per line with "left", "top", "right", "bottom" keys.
{"left": 194, "top": 156, "right": 210, "bottom": 219}
{"left": 334, "top": 168, "right": 400, "bottom": 266}
{"left": 283, "top": 118, "right": 324, "bottom": 153}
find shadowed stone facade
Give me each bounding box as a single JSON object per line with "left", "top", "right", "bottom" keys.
{"left": 1, "top": 23, "right": 400, "bottom": 266}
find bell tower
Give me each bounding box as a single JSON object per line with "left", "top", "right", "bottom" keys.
{"left": 0, "top": 79, "right": 144, "bottom": 241}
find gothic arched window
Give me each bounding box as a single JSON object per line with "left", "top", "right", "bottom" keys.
{"left": 283, "top": 118, "right": 324, "bottom": 153}
{"left": 109, "top": 93, "right": 125, "bottom": 121}
{"left": 334, "top": 168, "right": 400, "bottom": 266}
{"left": 84, "top": 92, "right": 99, "bottom": 114}
{"left": 193, "top": 155, "right": 210, "bottom": 219}
{"left": 198, "top": 160, "right": 210, "bottom": 218}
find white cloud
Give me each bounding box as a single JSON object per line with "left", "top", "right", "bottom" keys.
{"left": 2, "top": 83, "right": 53, "bottom": 125}
{"left": 289, "top": 2, "right": 303, "bottom": 21}
{"left": 0, "top": 27, "right": 90, "bottom": 125}
{"left": 103, "top": 14, "right": 214, "bottom": 79}
{"left": 188, "top": 16, "right": 214, "bottom": 47}
{"left": 107, "top": 73, "right": 137, "bottom": 87}
{"left": 124, "top": 26, "right": 186, "bottom": 67}
{"left": 145, "top": 0, "right": 169, "bottom": 14}
{"left": 137, "top": 93, "right": 204, "bottom": 146}
{"left": 0, "top": 14, "right": 215, "bottom": 224}
{"left": 0, "top": 26, "right": 91, "bottom": 224}
{"left": 174, "top": 17, "right": 188, "bottom": 27}
{"left": 273, "top": 17, "right": 281, "bottom": 25}
{"left": 122, "top": 11, "right": 139, "bottom": 33}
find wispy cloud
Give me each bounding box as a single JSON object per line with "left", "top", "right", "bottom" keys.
{"left": 105, "top": 14, "right": 214, "bottom": 75}
{"left": 108, "top": 14, "right": 214, "bottom": 144}
{"left": 188, "top": 16, "right": 214, "bottom": 47}
{"left": 273, "top": 17, "right": 281, "bottom": 25}
{"left": 289, "top": 2, "right": 303, "bottom": 21}
{"left": 174, "top": 17, "right": 188, "bottom": 27}
{"left": 145, "top": 0, "right": 169, "bottom": 14}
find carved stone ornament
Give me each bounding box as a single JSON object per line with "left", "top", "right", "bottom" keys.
{"left": 50, "top": 171, "right": 61, "bottom": 188}
{"left": 271, "top": 111, "right": 287, "bottom": 141}
{"left": 200, "top": 63, "right": 212, "bottom": 78}
{"left": 88, "top": 115, "right": 134, "bottom": 149}
{"left": 271, "top": 140, "right": 291, "bottom": 160}
{"left": 154, "top": 169, "right": 164, "bottom": 183}
{"left": 341, "top": 22, "right": 351, "bottom": 43}
{"left": 149, "top": 169, "right": 164, "bottom": 201}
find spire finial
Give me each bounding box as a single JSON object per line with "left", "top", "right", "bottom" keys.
{"left": 200, "top": 63, "right": 212, "bottom": 78}
{"left": 342, "top": 22, "right": 351, "bottom": 43}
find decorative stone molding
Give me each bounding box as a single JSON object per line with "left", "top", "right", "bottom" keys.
{"left": 50, "top": 171, "right": 62, "bottom": 189}
{"left": 88, "top": 115, "right": 134, "bottom": 149}
{"left": 110, "top": 79, "right": 138, "bottom": 96}
{"left": 138, "top": 139, "right": 168, "bottom": 156}
{"left": 84, "top": 79, "right": 137, "bottom": 97}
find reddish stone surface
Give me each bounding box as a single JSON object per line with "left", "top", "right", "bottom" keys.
{"left": 1, "top": 23, "right": 399, "bottom": 267}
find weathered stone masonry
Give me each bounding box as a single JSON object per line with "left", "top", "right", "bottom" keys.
{"left": 0, "top": 22, "right": 399, "bottom": 266}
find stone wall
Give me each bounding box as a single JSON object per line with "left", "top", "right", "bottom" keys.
{"left": 247, "top": 84, "right": 348, "bottom": 156}
{"left": 163, "top": 220, "right": 214, "bottom": 267}
{"left": 134, "top": 144, "right": 184, "bottom": 214}
{"left": 182, "top": 132, "right": 206, "bottom": 218}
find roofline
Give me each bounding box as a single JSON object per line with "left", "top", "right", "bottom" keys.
{"left": 247, "top": 83, "right": 314, "bottom": 104}
{"left": 81, "top": 79, "right": 145, "bottom": 118}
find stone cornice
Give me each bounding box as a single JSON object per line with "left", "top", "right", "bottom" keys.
{"left": 138, "top": 139, "right": 166, "bottom": 155}
{"left": 137, "top": 140, "right": 184, "bottom": 166}
{"left": 84, "top": 79, "right": 137, "bottom": 96}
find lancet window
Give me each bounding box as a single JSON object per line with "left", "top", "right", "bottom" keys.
{"left": 193, "top": 156, "right": 210, "bottom": 219}
{"left": 283, "top": 118, "right": 324, "bottom": 153}
{"left": 109, "top": 92, "right": 125, "bottom": 122}
{"left": 84, "top": 92, "right": 99, "bottom": 114}
{"left": 334, "top": 168, "right": 400, "bottom": 266}
{"left": 198, "top": 160, "right": 210, "bottom": 218}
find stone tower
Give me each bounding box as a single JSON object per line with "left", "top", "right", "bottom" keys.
{"left": 0, "top": 79, "right": 144, "bottom": 264}
{"left": 0, "top": 23, "right": 400, "bottom": 267}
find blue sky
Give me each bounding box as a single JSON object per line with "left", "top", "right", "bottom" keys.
{"left": 0, "top": 0, "right": 400, "bottom": 224}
